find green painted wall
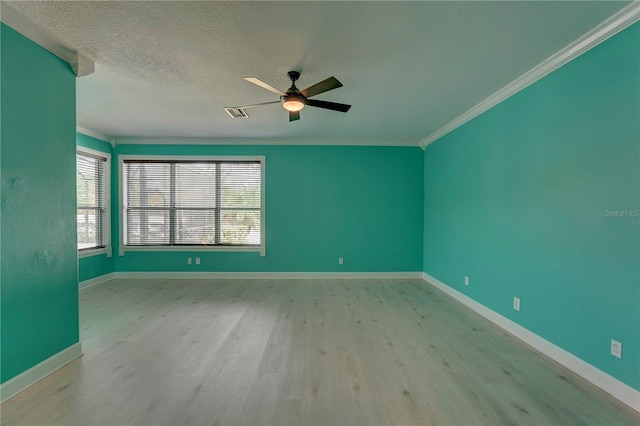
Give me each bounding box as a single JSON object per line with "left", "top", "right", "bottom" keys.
{"left": 76, "top": 133, "right": 114, "bottom": 282}
{"left": 114, "top": 144, "right": 424, "bottom": 272}
{"left": 423, "top": 23, "right": 640, "bottom": 390}
{"left": 1, "top": 24, "right": 78, "bottom": 383}
{"left": 77, "top": 132, "right": 112, "bottom": 154}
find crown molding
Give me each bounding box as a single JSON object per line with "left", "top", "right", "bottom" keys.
{"left": 70, "top": 52, "right": 95, "bottom": 78}
{"left": 112, "top": 137, "right": 421, "bottom": 147}
{"left": 0, "top": 2, "right": 94, "bottom": 77}
{"left": 420, "top": 2, "right": 640, "bottom": 149}
{"left": 76, "top": 127, "right": 115, "bottom": 146}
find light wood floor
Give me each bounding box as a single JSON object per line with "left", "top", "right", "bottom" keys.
{"left": 1, "top": 278, "right": 638, "bottom": 425}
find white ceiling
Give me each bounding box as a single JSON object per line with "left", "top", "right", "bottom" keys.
{"left": 6, "top": 1, "right": 631, "bottom": 145}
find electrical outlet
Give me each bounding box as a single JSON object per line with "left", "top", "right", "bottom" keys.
{"left": 611, "top": 340, "right": 622, "bottom": 359}
{"left": 513, "top": 297, "right": 520, "bottom": 311}
{"left": 338, "top": 257, "right": 344, "bottom": 265}
{"left": 464, "top": 276, "right": 469, "bottom": 286}
{"left": 187, "top": 257, "right": 192, "bottom": 265}
{"left": 195, "top": 257, "right": 200, "bottom": 265}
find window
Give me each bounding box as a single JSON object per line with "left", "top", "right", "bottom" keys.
{"left": 120, "top": 156, "right": 264, "bottom": 254}
{"left": 77, "top": 148, "right": 110, "bottom": 256}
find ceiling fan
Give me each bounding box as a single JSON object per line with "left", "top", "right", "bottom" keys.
{"left": 226, "top": 71, "right": 351, "bottom": 122}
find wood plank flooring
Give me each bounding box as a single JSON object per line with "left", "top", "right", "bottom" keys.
{"left": 1, "top": 278, "right": 638, "bottom": 425}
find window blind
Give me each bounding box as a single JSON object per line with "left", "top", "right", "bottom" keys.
{"left": 123, "top": 160, "right": 261, "bottom": 246}
{"left": 77, "top": 151, "right": 107, "bottom": 250}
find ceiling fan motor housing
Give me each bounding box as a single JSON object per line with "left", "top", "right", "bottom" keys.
{"left": 281, "top": 71, "right": 306, "bottom": 110}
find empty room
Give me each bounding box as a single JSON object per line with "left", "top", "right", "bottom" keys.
{"left": 1, "top": 1, "right": 638, "bottom": 425}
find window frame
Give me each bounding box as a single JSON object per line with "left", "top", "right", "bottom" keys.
{"left": 118, "top": 155, "right": 266, "bottom": 256}
{"left": 77, "top": 147, "right": 112, "bottom": 258}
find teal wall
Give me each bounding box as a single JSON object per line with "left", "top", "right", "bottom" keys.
{"left": 76, "top": 133, "right": 115, "bottom": 282}
{"left": 1, "top": 24, "right": 78, "bottom": 383}
{"left": 423, "top": 23, "right": 639, "bottom": 390}
{"left": 114, "top": 144, "right": 424, "bottom": 272}
{"left": 77, "top": 132, "right": 112, "bottom": 153}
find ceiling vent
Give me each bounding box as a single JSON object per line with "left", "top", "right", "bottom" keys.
{"left": 224, "top": 107, "right": 248, "bottom": 119}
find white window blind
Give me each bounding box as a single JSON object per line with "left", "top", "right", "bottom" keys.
{"left": 123, "top": 160, "right": 262, "bottom": 247}
{"left": 77, "top": 151, "right": 107, "bottom": 250}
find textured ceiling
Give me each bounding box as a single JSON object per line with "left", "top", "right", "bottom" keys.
{"left": 6, "top": 1, "right": 631, "bottom": 144}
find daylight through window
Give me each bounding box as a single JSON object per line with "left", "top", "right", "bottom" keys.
{"left": 77, "top": 151, "right": 108, "bottom": 251}
{"left": 122, "top": 159, "right": 263, "bottom": 248}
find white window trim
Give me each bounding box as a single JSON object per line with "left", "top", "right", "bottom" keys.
{"left": 118, "top": 155, "right": 266, "bottom": 257}
{"left": 77, "top": 146, "right": 112, "bottom": 258}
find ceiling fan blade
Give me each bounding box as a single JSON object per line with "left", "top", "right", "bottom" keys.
{"left": 306, "top": 99, "right": 351, "bottom": 113}
{"left": 234, "top": 100, "right": 281, "bottom": 109}
{"left": 289, "top": 111, "right": 300, "bottom": 122}
{"left": 243, "top": 77, "right": 285, "bottom": 95}
{"left": 301, "top": 77, "right": 343, "bottom": 98}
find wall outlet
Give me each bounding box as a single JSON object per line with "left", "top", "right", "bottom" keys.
{"left": 464, "top": 276, "right": 469, "bottom": 286}
{"left": 338, "top": 257, "right": 344, "bottom": 265}
{"left": 513, "top": 297, "right": 520, "bottom": 311}
{"left": 187, "top": 257, "right": 192, "bottom": 265}
{"left": 611, "top": 340, "right": 622, "bottom": 359}
{"left": 195, "top": 257, "right": 200, "bottom": 265}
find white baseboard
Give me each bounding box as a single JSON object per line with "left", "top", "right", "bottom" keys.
{"left": 79, "top": 272, "right": 115, "bottom": 290}
{"left": 421, "top": 272, "right": 640, "bottom": 413}
{"left": 0, "top": 342, "right": 83, "bottom": 404}
{"left": 114, "top": 271, "right": 423, "bottom": 280}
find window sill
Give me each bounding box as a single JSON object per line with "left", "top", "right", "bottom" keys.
{"left": 78, "top": 247, "right": 111, "bottom": 258}
{"left": 119, "top": 245, "right": 265, "bottom": 256}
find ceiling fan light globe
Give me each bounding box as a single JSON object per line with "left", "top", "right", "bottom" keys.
{"left": 283, "top": 99, "right": 305, "bottom": 112}
{"left": 281, "top": 93, "right": 306, "bottom": 112}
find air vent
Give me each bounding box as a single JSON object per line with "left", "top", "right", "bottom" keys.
{"left": 224, "top": 107, "right": 248, "bottom": 119}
